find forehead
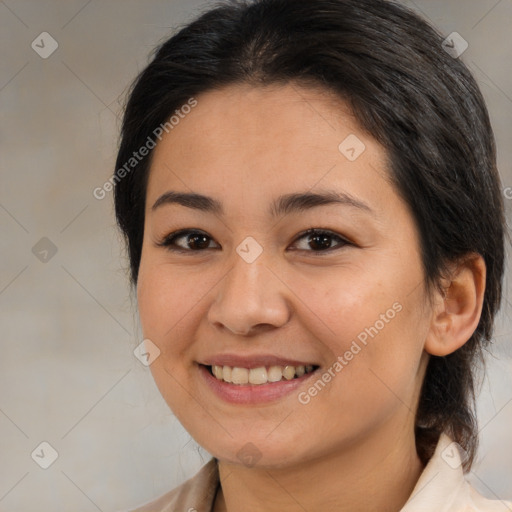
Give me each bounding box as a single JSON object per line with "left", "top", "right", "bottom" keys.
{"left": 146, "top": 83, "right": 394, "bottom": 217}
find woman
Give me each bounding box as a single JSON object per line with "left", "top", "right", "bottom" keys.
{"left": 113, "top": 0, "right": 511, "bottom": 510}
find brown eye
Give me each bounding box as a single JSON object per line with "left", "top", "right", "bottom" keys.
{"left": 291, "top": 229, "right": 350, "bottom": 253}
{"left": 158, "top": 230, "right": 218, "bottom": 252}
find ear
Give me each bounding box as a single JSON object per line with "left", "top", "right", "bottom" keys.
{"left": 424, "top": 253, "right": 486, "bottom": 356}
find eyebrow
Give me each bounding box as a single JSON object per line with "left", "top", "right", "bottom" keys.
{"left": 151, "top": 189, "right": 374, "bottom": 217}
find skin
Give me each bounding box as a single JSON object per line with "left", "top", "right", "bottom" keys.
{"left": 136, "top": 83, "right": 486, "bottom": 512}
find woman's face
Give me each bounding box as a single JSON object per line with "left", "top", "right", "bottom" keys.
{"left": 137, "top": 83, "right": 433, "bottom": 468}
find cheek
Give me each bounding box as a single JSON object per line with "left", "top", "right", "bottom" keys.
{"left": 137, "top": 263, "right": 211, "bottom": 353}
{"left": 298, "top": 268, "right": 427, "bottom": 404}
{"left": 289, "top": 265, "right": 405, "bottom": 350}
{"left": 136, "top": 265, "right": 205, "bottom": 419}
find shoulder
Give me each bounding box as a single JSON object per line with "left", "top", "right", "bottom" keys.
{"left": 466, "top": 484, "right": 512, "bottom": 512}
{"left": 402, "top": 433, "right": 512, "bottom": 512}
{"left": 126, "top": 458, "right": 219, "bottom": 512}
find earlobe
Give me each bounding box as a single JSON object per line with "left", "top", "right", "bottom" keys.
{"left": 424, "top": 254, "right": 486, "bottom": 357}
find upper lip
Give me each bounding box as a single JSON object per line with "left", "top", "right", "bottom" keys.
{"left": 200, "top": 354, "right": 319, "bottom": 369}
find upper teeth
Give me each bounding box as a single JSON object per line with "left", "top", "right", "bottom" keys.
{"left": 211, "top": 364, "right": 315, "bottom": 385}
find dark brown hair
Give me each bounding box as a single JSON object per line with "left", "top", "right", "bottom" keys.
{"left": 113, "top": 0, "right": 506, "bottom": 471}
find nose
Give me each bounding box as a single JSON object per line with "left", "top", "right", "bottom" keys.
{"left": 207, "top": 251, "right": 291, "bottom": 336}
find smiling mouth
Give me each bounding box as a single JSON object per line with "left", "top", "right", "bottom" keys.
{"left": 205, "top": 364, "right": 319, "bottom": 385}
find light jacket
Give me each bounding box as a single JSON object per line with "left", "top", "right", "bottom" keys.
{"left": 128, "top": 433, "right": 512, "bottom": 511}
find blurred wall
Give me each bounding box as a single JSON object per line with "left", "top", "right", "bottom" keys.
{"left": 1, "top": 1, "right": 511, "bottom": 510}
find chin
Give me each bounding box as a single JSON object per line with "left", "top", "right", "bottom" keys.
{"left": 202, "top": 430, "right": 313, "bottom": 470}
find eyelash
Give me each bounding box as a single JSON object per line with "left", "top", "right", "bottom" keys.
{"left": 156, "top": 228, "right": 352, "bottom": 255}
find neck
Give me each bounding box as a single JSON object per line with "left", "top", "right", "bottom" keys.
{"left": 214, "top": 421, "right": 424, "bottom": 512}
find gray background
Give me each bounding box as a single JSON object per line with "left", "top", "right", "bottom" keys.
{"left": 0, "top": 1, "right": 511, "bottom": 510}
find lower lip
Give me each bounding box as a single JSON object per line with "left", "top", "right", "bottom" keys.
{"left": 198, "top": 364, "right": 318, "bottom": 405}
